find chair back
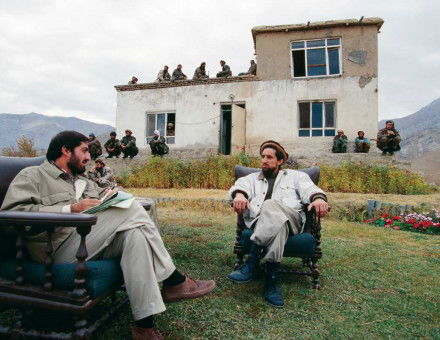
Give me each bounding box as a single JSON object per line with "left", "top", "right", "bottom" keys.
{"left": 234, "top": 165, "right": 320, "bottom": 185}
{"left": 0, "top": 156, "right": 46, "bottom": 207}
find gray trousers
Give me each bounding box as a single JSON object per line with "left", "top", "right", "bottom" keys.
{"left": 250, "top": 199, "right": 302, "bottom": 262}
{"left": 53, "top": 200, "right": 176, "bottom": 320}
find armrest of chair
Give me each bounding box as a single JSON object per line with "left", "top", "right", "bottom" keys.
{"left": 0, "top": 210, "right": 97, "bottom": 228}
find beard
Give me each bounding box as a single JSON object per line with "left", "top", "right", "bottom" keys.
{"left": 262, "top": 166, "right": 279, "bottom": 178}
{"left": 67, "top": 153, "right": 86, "bottom": 175}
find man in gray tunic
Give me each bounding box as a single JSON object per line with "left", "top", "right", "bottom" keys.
{"left": 88, "top": 159, "right": 116, "bottom": 188}
{"left": 1, "top": 131, "right": 215, "bottom": 340}
{"left": 193, "top": 62, "right": 209, "bottom": 80}
{"left": 171, "top": 64, "right": 187, "bottom": 81}
{"left": 227, "top": 140, "right": 328, "bottom": 307}
{"left": 155, "top": 65, "right": 171, "bottom": 82}
{"left": 238, "top": 60, "right": 257, "bottom": 76}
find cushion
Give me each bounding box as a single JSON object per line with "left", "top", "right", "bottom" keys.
{"left": 240, "top": 228, "right": 316, "bottom": 256}
{"left": 0, "top": 258, "right": 123, "bottom": 298}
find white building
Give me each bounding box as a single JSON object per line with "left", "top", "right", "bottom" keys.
{"left": 115, "top": 17, "right": 384, "bottom": 157}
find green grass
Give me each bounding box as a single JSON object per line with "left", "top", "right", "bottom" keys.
{"left": 93, "top": 203, "right": 439, "bottom": 340}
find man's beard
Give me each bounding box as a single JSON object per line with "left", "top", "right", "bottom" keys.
{"left": 67, "top": 153, "right": 86, "bottom": 175}
{"left": 262, "top": 167, "right": 278, "bottom": 178}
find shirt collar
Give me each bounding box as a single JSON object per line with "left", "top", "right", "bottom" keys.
{"left": 43, "top": 160, "right": 77, "bottom": 182}
{"left": 258, "top": 169, "right": 286, "bottom": 180}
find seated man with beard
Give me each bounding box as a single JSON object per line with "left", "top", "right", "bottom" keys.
{"left": 227, "top": 141, "right": 328, "bottom": 307}
{"left": 1, "top": 130, "right": 216, "bottom": 340}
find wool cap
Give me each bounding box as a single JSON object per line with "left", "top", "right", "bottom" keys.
{"left": 260, "top": 140, "right": 288, "bottom": 163}
{"left": 125, "top": 129, "right": 132, "bottom": 134}
{"left": 337, "top": 129, "right": 344, "bottom": 134}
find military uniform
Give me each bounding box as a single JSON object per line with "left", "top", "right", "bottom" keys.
{"left": 377, "top": 128, "right": 401, "bottom": 154}
{"left": 332, "top": 134, "right": 348, "bottom": 153}
{"left": 88, "top": 166, "right": 116, "bottom": 188}
{"left": 149, "top": 136, "right": 169, "bottom": 157}
{"left": 88, "top": 138, "right": 102, "bottom": 160}
{"left": 104, "top": 138, "right": 122, "bottom": 158}
{"left": 193, "top": 66, "right": 208, "bottom": 80}
{"left": 156, "top": 69, "right": 171, "bottom": 82}
{"left": 216, "top": 64, "right": 232, "bottom": 78}
{"left": 171, "top": 68, "right": 187, "bottom": 81}
{"left": 121, "top": 135, "right": 139, "bottom": 159}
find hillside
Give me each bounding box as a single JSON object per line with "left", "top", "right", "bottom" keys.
{"left": 411, "top": 148, "right": 440, "bottom": 185}
{"left": 379, "top": 97, "right": 440, "bottom": 160}
{"left": 0, "top": 113, "right": 114, "bottom": 150}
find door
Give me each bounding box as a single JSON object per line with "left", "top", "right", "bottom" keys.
{"left": 219, "top": 105, "right": 232, "bottom": 155}
{"left": 231, "top": 104, "right": 246, "bottom": 154}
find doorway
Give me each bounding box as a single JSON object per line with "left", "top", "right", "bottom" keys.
{"left": 219, "top": 103, "right": 246, "bottom": 155}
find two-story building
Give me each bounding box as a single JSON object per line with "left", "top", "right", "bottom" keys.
{"left": 115, "top": 17, "right": 384, "bottom": 157}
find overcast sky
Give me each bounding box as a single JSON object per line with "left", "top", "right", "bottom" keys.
{"left": 1, "top": 0, "right": 439, "bottom": 126}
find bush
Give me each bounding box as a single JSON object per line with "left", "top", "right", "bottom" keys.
{"left": 2, "top": 136, "right": 38, "bottom": 157}
{"left": 121, "top": 157, "right": 436, "bottom": 194}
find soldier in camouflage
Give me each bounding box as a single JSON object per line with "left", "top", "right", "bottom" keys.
{"left": 88, "top": 159, "right": 116, "bottom": 189}
{"left": 104, "top": 131, "right": 122, "bottom": 158}
{"left": 149, "top": 130, "right": 169, "bottom": 157}
{"left": 216, "top": 60, "right": 232, "bottom": 78}
{"left": 121, "top": 129, "right": 139, "bottom": 159}
{"left": 332, "top": 130, "right": 348, "bottom": 153}
{"left": 88, "top": 133, "right": 102, "bottom": 160}
{"left": 377, "top": 120, "right": 401, "bottom": 155}
{"left": 171, "top": 64, "right": 187, "bottom": 81}
{"left": 193, "top": 62, "right": 209, "bottom": 80}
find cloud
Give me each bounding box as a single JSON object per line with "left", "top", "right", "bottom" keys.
{"left": 0, "top": 0, "right": 439, "bottom": 124}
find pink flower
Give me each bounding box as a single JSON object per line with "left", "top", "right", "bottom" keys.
{"left": 393, "top": 226, "right": 400, "bottom": 230}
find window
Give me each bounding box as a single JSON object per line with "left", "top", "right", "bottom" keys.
{"left": 298, "top": 101, "right": 336, "bottom": 137}
{"left": 291, "top": 38, "right": 341, "bottom": 77}
{"left": 146, "top": 112, "right": 175, "bottom": 144}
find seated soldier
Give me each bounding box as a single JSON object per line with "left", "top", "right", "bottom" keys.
{"left": 227, "top": 141, "right": 328, "bottom": 307}
{"left": 238, "top": 60, "right": 257, "bottom": 76}
{"left": 354, "top": 130, "right": 371, "bottom": 153}
{"left": 149, "top": 130, "right": 169, "bottom": 157}
{"left": 156, "top": 66, "right": 171, "bottom": 82}
{"left": 332, "top": 130, "right": 348, "bottom": 153}
{"left": 216, "top": 60, "right": 232, "bottom": 78}
{"left": 171, "top": 64, "right": 187, "bottom": 81}
{"left": 121, "top": 129, "right": 139, "bottom": 159}
{"left": 193, "top": 62, "right": 209, "bottom": 80}
{"left": 1, "top": 131, "right": 216, "bottom": 340}
{"left": 104, "top": 131, "right": 122, "bottom": 158}
{"left": 88, "top": 158, "right": 116, "bottom": 188}
{"left": 128, "top": 76, "right": 138, "bottom": 85}
{"left": 377, "top": 120, "right": 401, "bottom": 155}
{"left": 88, "top": 133, "right": 102, "bottom": 160}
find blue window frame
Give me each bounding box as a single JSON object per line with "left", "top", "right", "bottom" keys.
{"left": 146, "top": 112, "right": 175, "bottom": 144}
{"left": 291, "top": 38, "right": 341, "bottom": 78}
{"left": 298, "top": 101, "right": 336, "bottom": 137}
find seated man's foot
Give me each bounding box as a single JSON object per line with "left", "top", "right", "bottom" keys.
{"left": 105, "top": 155, "right": 112, "bottom": 158}
{"left": 389, "top": 151, "right": 394, "bottom": 155}
{"left": 381, "top": 151, "right": 387, "bottom": 155}
{"left": 161, "top": 277, "right": 215, "bottom": 303}
{"left": 264, "top": 262, "right": 284, "bottom": 308}
{"left": 227, "top": 262, "right": 256, "bottom": 283}
{"left": 131, "top": 326, "right": 164, "bottom": 340}
{"left": 123, "top": 155, "right": 128, "bottom": 159}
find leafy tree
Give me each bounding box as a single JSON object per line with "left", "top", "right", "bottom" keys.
{"left": 2, "top": 136, "right": 38, "bottom": 157}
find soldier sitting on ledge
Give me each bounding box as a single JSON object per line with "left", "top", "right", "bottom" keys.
{"left": 377, "top": 120, "right": 401, "bottom": 155}
{"left": 332, "top": 129, "right": 348, "bottom": 153}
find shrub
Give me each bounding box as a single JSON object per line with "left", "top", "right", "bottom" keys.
{"left": 2, "top": 136, "right": 38, "bottom": 157}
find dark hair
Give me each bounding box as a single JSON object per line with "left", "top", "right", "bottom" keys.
{"left": 386, "top": 120, "right": 394, "bottom": 124}
{"left": 261, "top": 145, "right": 283, "bottom": 161}
{"left": 46, "top": 131, "right": 88, "bottom": 161}
{"left": 95, "top": 159, "right": 105, "bottom": 166}
{"left": 110, "top": 131, "right": 117, "bottom": 136}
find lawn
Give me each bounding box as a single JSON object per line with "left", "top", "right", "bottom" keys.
{"left": 91, "top": 192, "right": 440, "bottom": 340}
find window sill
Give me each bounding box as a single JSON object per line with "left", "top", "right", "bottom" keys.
{"left": 292, "top": 74, "right": 342, "bottom": 80}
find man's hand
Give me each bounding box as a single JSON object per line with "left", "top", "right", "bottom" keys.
{"left": 233, "top": 192, "right": 249, "bottom": 215}
{"left": 308, "top": 198, "right": 329, "bottom": 218}
{"left": 387, "top": 130, "right": 395, "bottom": 135}
{"left": 71, "top": 199, "right": 101, "bottom": 213}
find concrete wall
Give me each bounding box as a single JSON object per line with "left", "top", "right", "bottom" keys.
{"left": 116, "top": 75, "right": 378, "bottom": 157}
{"left": 255, "top": 25, "right": 378, "bottom": 81}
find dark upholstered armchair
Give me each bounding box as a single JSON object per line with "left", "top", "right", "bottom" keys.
{"left": 232, "top": 165, "right": 323, "bottom": 289}
{"left": 0, "top": 156, "right": 150, "bottom": 339}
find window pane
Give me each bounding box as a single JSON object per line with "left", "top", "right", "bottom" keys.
{"left": 299, "top": 102, "right": 310, "bottom": 128}
{"left": 166, "top": 137, "right": 175, "bottom": 144}
{"left": 327, "top": 38, "right": 340, "bottom": 46}
{"left": 299, "top": 130, "right": 310, "bottom": 137}
{"left": 307, "top": 49, "right": 326, "bottom": 76}
{"left": 324, "top": 129, "right": 336, "bottom": 136}
{"left": 307, "top": 40, "right": 325, "bottom": 47}
{"left": 157, "top": 113, "right": 166, "bottom": 136}
{"left": 328, "top": 47, "right": 340, "bottom": 74}
{"left": 166, "top": 113, "right": 175, "bottom": 136}
{"left": 312, "top": 130, "right": 323, "bottom": 136}
{"left": 291, "top": 41, "right": 304, "bottom": 49}
{"left": 325, "top": 102, "right": 335, "bottom": 127}
{"left": 147, "top": 114, "right": 156, "bottom": 137}
{"left": 292, "top": 50, "right": 306, "bottom": 77}
{"left": 312, "top": 102, "right": 323, "bottom": 128}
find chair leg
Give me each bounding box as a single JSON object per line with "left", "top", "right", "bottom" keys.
{"left": 234, "top": 252, "right": 244, "bottom": 270}
{"left": 311, "top": 257, "right": 320, "bottom": 290}
{"left": 73, "top": 315, "right": 90, "bottom": 340}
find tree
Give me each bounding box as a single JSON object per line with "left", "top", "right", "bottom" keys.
{"left": 2, "top": 136, "right": 38, "bottom": 157}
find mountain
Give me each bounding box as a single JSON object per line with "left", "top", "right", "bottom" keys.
{"left": 379, "top": 97, "right": 440, "bottom": 160}
{"left": 0, "top": 113, "right": 114, "bottom": 150}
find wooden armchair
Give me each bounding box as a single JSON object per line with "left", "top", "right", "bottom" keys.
{"left": 232, "top": 165, "right": 323, "bottom": 289}
{"left": 0, "top": 156, "right": 150, "bottom": 339}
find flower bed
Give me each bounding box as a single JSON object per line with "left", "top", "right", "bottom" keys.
{"left": 363, "top": 211, "right": 440, "bottom": 235}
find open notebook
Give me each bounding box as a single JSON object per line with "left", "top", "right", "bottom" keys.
{"left": 82, "top": 190, "right": 135, "bottom": 214}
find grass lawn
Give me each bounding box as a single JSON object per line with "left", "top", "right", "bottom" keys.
{"left": 92, "top": 193, "right": 440, "bottom": 340}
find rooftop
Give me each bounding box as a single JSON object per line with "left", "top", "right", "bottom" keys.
{"left": 115, "top": 76, "right": 260, "bottom": 92}
{"left": 252, "top": 17, "right": 384, "bottom": 44}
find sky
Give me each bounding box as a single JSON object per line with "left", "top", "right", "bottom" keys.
{"left": 0, "top": 0, "right": 439, "bottom": 126}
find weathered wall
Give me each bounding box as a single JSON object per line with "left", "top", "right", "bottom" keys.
{"left": 116, "top": 76, "right": 378, "bottom": 157}
{"left": 255, "top": 25, "right": 378, "bottom": 81}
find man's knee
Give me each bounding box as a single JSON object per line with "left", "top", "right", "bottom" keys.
{"left": 261, "top": 199, "right": 280, "bottom": 211}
